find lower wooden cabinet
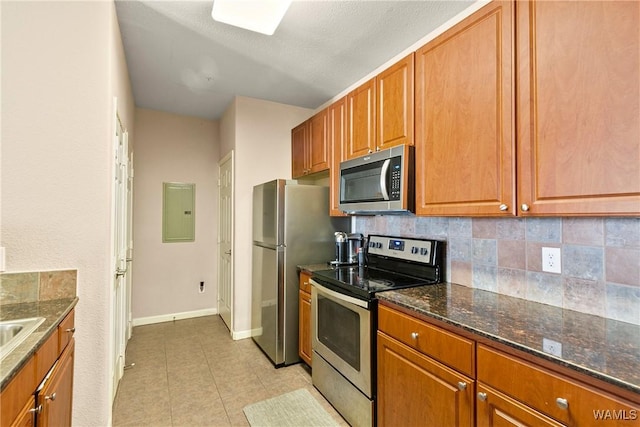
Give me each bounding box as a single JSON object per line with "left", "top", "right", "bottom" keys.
{"left": 476, "top": 383, "right": 563, "bottom": 427}
{"left": 11, "top": 396, "right": 37, "bottom": 427}
{"left": 38, "top": 339, "right": 74, "bottom": 427}
{"left": 298, "top": 271, "right": 312, "bottom": 366}
{"left": 378, "top": 302, "right": 640, "bottom": 427}
{"left": 377, "top": 331, "right": 474, "bottom": 426}
{"left": 0, "top": 308, "right": 76, "bottom": 427}
{"left": 477, "top": 344, "right": 640, "bottom": 427}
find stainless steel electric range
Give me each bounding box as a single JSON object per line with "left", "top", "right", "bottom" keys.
{"left": 309, "top": 234, "right": 444, "bottom": 427}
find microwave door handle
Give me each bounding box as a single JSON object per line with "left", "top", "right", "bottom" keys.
{"left": 379, "top": 159, "right": 391, "bottom": 200}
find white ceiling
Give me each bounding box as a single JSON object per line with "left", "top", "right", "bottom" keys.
{"left": 115, "top": 1, "right": 476, "bottom": 120}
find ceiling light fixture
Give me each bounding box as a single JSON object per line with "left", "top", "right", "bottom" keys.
{"left": 211, "top": 0, "right": 292, "bottom": 36}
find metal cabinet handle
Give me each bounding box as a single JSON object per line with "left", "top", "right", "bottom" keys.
{"left": 410, "top": 332, "right": 419, "bottom": 340}
{"left": 521, "top": 203, "right": 530, "bottom": 212}
{"left": 477, "top": 392, "right": 487, "bottom": 401}
{"left": 116, "top": 268, "right": 127, "bottom": 278}
{"left": 376, "top": 147, "right": 380, "bottom": 151}
{"left": 457, "top": 382, "right": 467, "bottom": 391}
{"left": 499, "top": 204, "right": 508, "bottom": 211}
{"left": 556, "top": 398, "right": 568, "bottom": 410}
{"left": 29, "top": 404, "right": 43, "bottom": 414}
{"left": 45, "top": 392, "right": 57, "bottom": 401}
{"left": 368, "top": 149, "right": 373, "bottom": 154}
{"left": 224, "top": 250, "right": 231, "bottom": 255}
{"left": 66, "top": 327, "right": 76, "bottom": 333}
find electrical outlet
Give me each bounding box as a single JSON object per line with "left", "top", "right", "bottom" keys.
{"left": 542, "top": 247, "right": 561, "bottom": 274}
{"left": 199, "top": 281, "right": 205, "bottom": 293}
{"left": 543, "top": 337, "right": 562, "bottom": 357}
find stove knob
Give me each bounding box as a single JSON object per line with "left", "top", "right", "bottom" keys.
{"left": 420, "top": 248, "right": 428, "bottom": 256}
{"left": 411, "top": 247, "right": 419, "bottom": 254}
{"left": 376, "top": 242, "right": 383, "bottom": 249}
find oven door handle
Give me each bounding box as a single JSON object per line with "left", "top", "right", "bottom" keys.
{"left": 310, "top": 278, "right": 369, "bottom": 309}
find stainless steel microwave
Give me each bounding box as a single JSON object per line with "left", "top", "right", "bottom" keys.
{"left": 339, "top": 145, "right": 414, "bottom": 215}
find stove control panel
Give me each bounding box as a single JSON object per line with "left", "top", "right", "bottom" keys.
{"left": 368, "top": 235, "right": 437, "bottom": 264}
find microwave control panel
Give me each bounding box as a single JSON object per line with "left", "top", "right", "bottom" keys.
{"left": 389, "top": 157, "right": 402, "bottom": 200}
{"left": 368, "top": 235, "right": 440, "bottom": 265}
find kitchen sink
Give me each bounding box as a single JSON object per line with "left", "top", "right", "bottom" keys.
{"left": 0, "top": 317, "right": 45, "bottom": 360}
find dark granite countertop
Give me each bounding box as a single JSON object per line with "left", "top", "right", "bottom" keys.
{"left": 377, "top": 283, "right": 640, "bottom": 396}
{"left": 298, "top": 263, "right": 335, "bottom": 274}
{"left": 0, "top": 297, "right": 78, "bottom": 390}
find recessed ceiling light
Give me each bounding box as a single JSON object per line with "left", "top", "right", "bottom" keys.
{"left": 211, "top": 0, "right": 292, "bottom": 36}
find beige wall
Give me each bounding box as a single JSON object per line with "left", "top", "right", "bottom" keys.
{"left": 132, "top": 108, "right": 220, "bottom": 321}
{"left": 1, "top": 1, "right": 135, "bottom": 425}
{"left": 220, "top": 96, "right": 312, "bottom": 335}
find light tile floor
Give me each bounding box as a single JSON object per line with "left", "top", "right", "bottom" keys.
{"left": 112, "top": 315, "right": 348, "bottom": 426}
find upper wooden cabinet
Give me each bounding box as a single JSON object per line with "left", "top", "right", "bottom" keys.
{"left": 345, "top": 54, "right": 415, "bottom": 161}
{"left": 291, "top": 122, "right": 308, "bottom": 178}
{"left": 345, "top": 78, "right": 376, "bottom": 159}
{"left": 329, "top": 97, "right": 347, "bottom": 216}
{"left": 415, "top": 0, "right": 639, "bottom": 217}
{"left": 308, "top": 109, "right": 330, "bottom": 173}
{"left": 377, "top": 54, "right": 414, "bottom": 152}
{"left": 291, "top": 109, "right": 330, "bottom": 178}
{"left": 516, "top": 0, "right": 640, "bottom": 216}
{"left": 415, "top": 1, "right": 515, "bottom": 216}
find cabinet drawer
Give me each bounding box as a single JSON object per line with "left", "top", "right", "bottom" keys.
{"left": 36, "top": 329, "right": 59, "bottom": 384}
{"left": 299, "top": 272, "right": 311, "bottom": 294}
{"left": 58, "top": 310, "right": 75, "bottom": 351}
{"left": 477, "top": 345, "right": 639, "bottom": 425}
{"left": 378, "top": 304, "right": 474, "bottom": 377}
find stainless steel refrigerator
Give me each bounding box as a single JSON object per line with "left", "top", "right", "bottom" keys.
{"left": 251, "top": 179, "right": 349, "bottom": 366}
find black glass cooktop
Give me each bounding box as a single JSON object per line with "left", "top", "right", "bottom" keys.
{"left": 312, "top": 265, "right": 438, "bottom": 300}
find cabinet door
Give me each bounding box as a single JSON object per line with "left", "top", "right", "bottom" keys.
{"left": 39, "top": 339, "right": 74, "bottom": 427}
{"left": 377, "top": 332, "right": 474, "bottom": 427}
{"left": 329, "top": 97, "right": 347, "bottom": 216}
{"left": 0, "top": 357, "right": 36, "bottom": 427}
{"left": 346, "top": 78, "right": 376, "bottom": 160}
{"left": 291, "top": 122, "right": 308, "bottom": 178}
{"left": 517, "top": 0, "right": 640, "bottom": 215}
{"left": 308, "top": 109, "right": 329, "bottom": 174}
{"left": 377, "top": 54, "right": 414, "bottom": 151}
{"left": 10, "top": 395, "right": 36, "bottom": 427}
{"left": 476, "top": 383, "right": 563, "bottom": 427}
{"left": 298, "top": 290, "right": 312, "bottom": 366}
{"left": 415, "top": 1, "right": 515, "bottom": 216}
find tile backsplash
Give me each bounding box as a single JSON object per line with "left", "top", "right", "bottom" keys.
{"left": 0, "top": 269, "right": 77, "bottom": 305}
{"left": 355, "top": 216, "right": 640, "bottom": 325}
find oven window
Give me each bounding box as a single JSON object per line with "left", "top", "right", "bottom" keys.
{"left": 317, "top": 295, "right": 360, "bottom": 370}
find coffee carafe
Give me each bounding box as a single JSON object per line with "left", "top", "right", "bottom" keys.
{"left": 333, "top": 232, "right": 363, "bottom": 265}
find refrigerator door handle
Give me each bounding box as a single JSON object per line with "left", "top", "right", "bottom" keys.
{"left": 253, "top": 241, "right": 285, "bottom": 250}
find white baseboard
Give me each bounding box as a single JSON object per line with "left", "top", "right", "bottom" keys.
{"left": 232, "top": 328, "right": 255, "bottom": 340}
{"left": 132, "top": 307, "right": 218, "bottom": 327}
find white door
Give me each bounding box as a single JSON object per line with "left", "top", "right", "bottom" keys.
{"left": 111, "top": 110, "right": 130, "bottom": 400}
{"left": 218, "top": 151, "right": 234, "bottom": 332}
{"left": 126, "top": 151, "right": 134, "bottom": 339}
